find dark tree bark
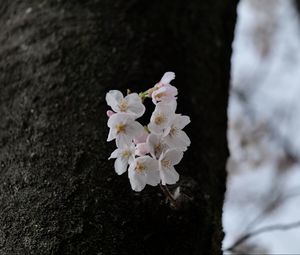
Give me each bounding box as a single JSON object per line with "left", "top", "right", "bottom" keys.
{"left": 295, "top": 0, "right": 300, "bottom": 13}
{"left": 0, "top": 1, "right": 238, "bottom": 254}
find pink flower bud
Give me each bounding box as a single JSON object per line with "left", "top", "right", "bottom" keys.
{"left": 106, "top": 110, "right": 115, "bottom": 117}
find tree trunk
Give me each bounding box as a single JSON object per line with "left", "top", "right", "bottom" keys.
{"left": 0, "top": 1, "right": 238, "bottom": 254}
{"left": 295, "top": 0, "right": 300, "bottom": 13}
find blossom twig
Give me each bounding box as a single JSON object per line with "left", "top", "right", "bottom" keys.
{"left": 159, "top": 184, "right": 178, "bottom": 208}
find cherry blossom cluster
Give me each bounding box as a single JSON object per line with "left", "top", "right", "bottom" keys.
{"left": 106, "top": 72, "right": 191, "bottom": 191}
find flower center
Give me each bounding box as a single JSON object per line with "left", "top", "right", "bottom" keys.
{"left": 154, "top": 114, "right": 165, "bottom": 125}
{"left": 115, "top": 123, "right": 126, "bottom": 134}
{"left": 161, "top": 159, "right": 171, "bottom": 168}
{"left": 118, "top": 99, "right": 128, "bottom": 112}
{"left": 154, "top": 143, "right": 162, "bottom": 156}
{"left": 155, "top": 92, "right": 166, "bottom": 99}
{"left": 170, "top": 126, "right": 178, "bottom": 136}
{"left": 135, "top": 161, "right": 145, "bottom": 173}
{"left": 121, "top": 150, "right": 131, "bottom": 158}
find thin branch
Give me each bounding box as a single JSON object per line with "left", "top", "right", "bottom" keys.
{"left": 159, "top": 184, "right": 178, "bottom": 208}
{"left": 224, "top": 220, "right": 300, "bottom": 253}
{"left": 244, "top": 188, "right": 300, "bottom": 234}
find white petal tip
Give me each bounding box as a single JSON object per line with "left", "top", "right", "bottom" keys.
{"left": 161, "top": 72, "right": 175, "bottom": 84}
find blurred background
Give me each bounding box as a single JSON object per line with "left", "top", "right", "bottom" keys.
{"left": 223, "top": 0, "right": 300, "bottom": 254}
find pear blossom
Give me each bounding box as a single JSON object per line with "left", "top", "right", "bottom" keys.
{"left": 107, "top": 113, "right": 144, "bottom": 147}
{"left": 163, "top": 114, "right": 191, "bottom": 151}
{"left": 147, "top": 133, "right": 169, "bottom": 159}
{"left": 159, "top": 149, "right": 183, "bottom": 185}
{"left": 106, "top": 90, "right": 145, "bottom": 118}
{"left": 152, "top": 72, "right": 177, "bottom": 104}
{"left": 128, "top": 156, "right": 160, "bottom": 191}
{"left": 148, "top": 101, "right": 176, "bottom": 135}
{"left": 109, "top": 143, "right": 135, "bottom": 175}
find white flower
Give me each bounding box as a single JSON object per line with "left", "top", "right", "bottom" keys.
{"left": 109, "top": 144, "right": 135, "bottom": 175}
{"left": 106, "top": 90, "right": 145, "bottom": 118}
{"left": 148, "top": 101, "right": 176, "bottom": 135}
{"left": 152, "top": 85, "right": 178, "bottom": 104}
{"left": 134, "top": 129, "right": 150, "bottom": 156}
{"left": 159, "top": 149, "right": 183, "bottom": 185}
{"left": 146, "top": 133, "right": 169, "bottom": 159}
{"left": 163, "top": 114, "right": 191, "bottom": 151}
{"left": 105, "top": 71, "right": 191, "bottom": 193}
{"left": 152, "top": 72, "right": 177, "bottom": 104}
{"left": 128, "top": 156, "right": 160, "bottom": 191}
{"left": 107, "top": 113, "right": 144, "bottom": 147}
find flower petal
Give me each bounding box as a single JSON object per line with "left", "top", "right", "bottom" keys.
{"left": 174, "top": 115, "right": 190, "bottom": 129}
{"left": 107, "top": 112, "right": 130, "bottom": 128}
{"left": 152, "top": 87, "right": 167, "bottom": 104}
{"left": 114, "top": 156, "right": 128, "bottom": 175}
{"left": 146, "top": 168, "right": 160, "bottom": 186}
{"left": 146, "top": 134, "right": 168, "bottom": 159}
{"left": 177, "top": 130, "right": 191, "bottom": 148}
{"left": 126, "top": 120, "right": 144, "bottom": 139}
{"left": 160, "top": 72, "right": 175, "bottom": 85}
{"left": 148, "top": 122, "right": 164, "bottom": 135}
{"left": 160, "top": 166, "right": 179, "bottom": 185}
{"left": 135, "top": 143, "right": 150, "bottom": 156}
{"left": 106, "top": 90, "right": 123, "bottom": 112}
{"left": 133, "top": 129, "right": 149, "bottom": 144}
{"left": 116, "top": 133, "right": 132, "bottom": 147}
{"left": 143, "top": 156, "right": 160, "bottom": 186}
{"left": 164, "top": 84, "right": 178, "bottom": 97}
{"left": 128, "top": 162, "right": 147, "bottom": 192}
{"left": 147, "top": 134, "right": 160, "bottom": 157}
{"left": 163, "top": 148, "right": 183, "bottom": 166}
{"left": 164, "top": 130, "right": 191, "bottom": 150}
{"left": 148, "top": 102, "right": 176, "bottom": 134}
{"left": 125, "top": 93, "right": 145, "bottom": 118}
{"left": 108, "top": 148, "right": 119, "bottom": 159}
{"left": 107, "top": 128, "right": 116, "bottom": 142}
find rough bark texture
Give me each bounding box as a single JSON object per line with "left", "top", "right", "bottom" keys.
{"left": 0, "top": 1, "right": 238, "bottom": 254}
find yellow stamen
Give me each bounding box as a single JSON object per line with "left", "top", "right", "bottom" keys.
{"left": 135, "top": 161, "right": 145, "bottom": 173}
{"left": 154, "top": 143, "right": 162, "bottom": 155}
{"left": 154, "top": 114, "right": 165, "bottom": 125}
{"left": 121, "top": 150, "right": 130, "bottom": 158}
{"left": 161, "top": 159, "right": 171, "bottom": 168}
{"left": 170, "top": 126, "right": 178, "bottom": 136}
{"left": 118, "top": 99, "right": 128, "bottom": 112}
{"left": 116, "top": 123, "right": 126, "bottom": 134}
{"left": 155, "top": 92, "right": 166, "bottom": 99}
